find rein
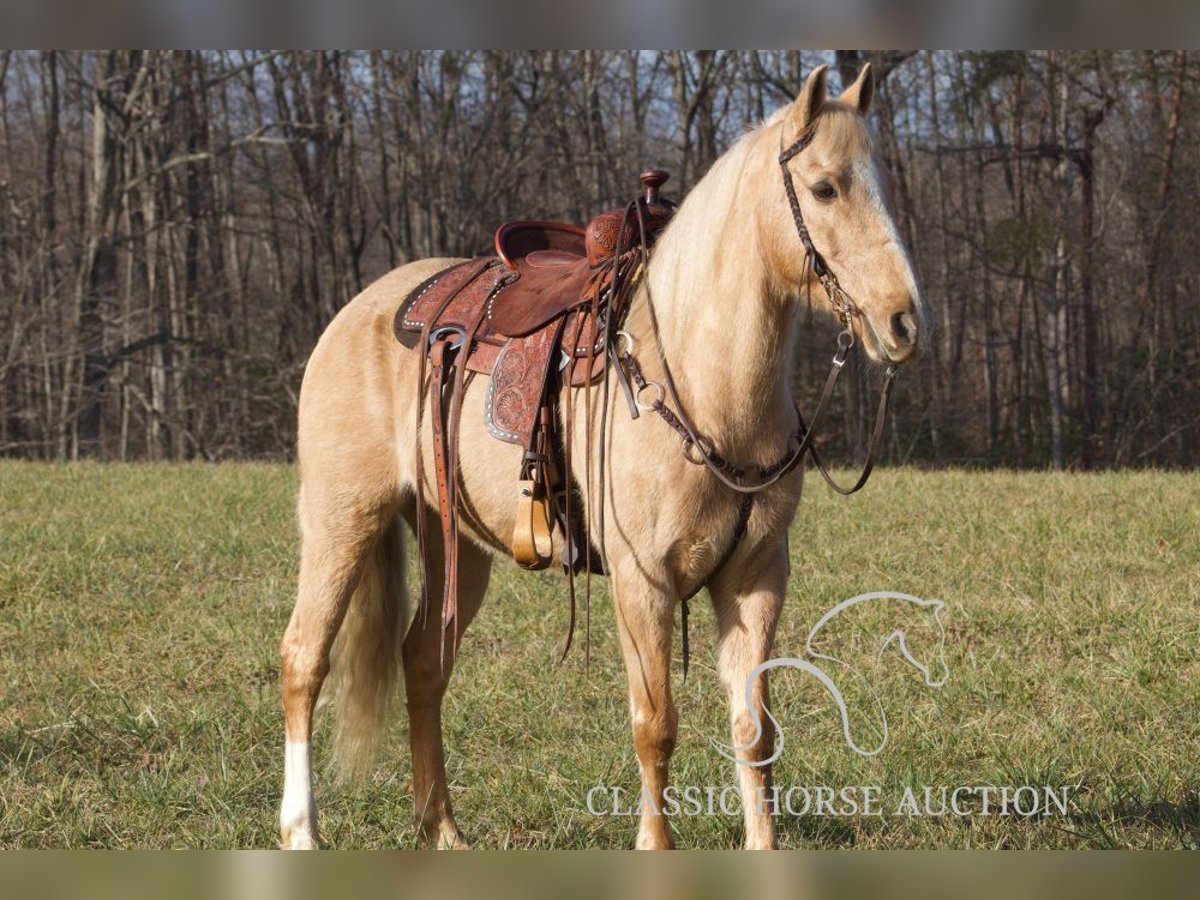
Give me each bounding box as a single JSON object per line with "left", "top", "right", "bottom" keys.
{"left": 609, "top": 125, "right": 901, "bottom": 676}
{"left": 623, "top": 126, "right": 898, "bottom": 496}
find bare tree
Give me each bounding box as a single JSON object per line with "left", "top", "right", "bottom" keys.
{"left": 0, "top": 51, "right": 1196, "bottom": 467}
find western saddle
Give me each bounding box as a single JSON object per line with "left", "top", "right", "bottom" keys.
{"left": 394, "top": 170, "right": 675, "bottom": 640}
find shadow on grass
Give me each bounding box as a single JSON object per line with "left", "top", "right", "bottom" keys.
{"left": 1063, "top": 792, "right": 1200, "bottom": 848}
{"left": 775, "top": 810, "right": 866, "bottom": 848}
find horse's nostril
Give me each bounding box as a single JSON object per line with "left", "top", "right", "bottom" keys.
{"left": 890, "top": 310, "right": 917, "bottom": 347}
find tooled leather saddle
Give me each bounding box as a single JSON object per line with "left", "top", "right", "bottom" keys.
{"left": 394, "top": 170, "right": 675, "bottom": 639}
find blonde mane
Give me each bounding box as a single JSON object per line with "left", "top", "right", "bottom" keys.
{"left": 620, "top": 115, "right": 801, "bottom": 457}
{"left": 647, "top": 119, "right": 775, "bottom": 317}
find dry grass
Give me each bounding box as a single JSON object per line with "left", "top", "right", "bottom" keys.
{"left": 1, "top": 462, "right": 1198, "bottom": 848}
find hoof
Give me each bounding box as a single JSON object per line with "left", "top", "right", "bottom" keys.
{"left": 439, "top": 832, "right": 470, "bottom": 850}
{"left": 423, "top": 822, "right": 470, "bottom": 850}
{"left": 635, "top": 831, "right": 675, "bottom": 850}
{"left": 280, "top": 825, "right": 322, "bottom": 850}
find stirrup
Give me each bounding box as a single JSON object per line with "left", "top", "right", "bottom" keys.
{"left": 512, "top": 479, "right": 555, "bottom": 570}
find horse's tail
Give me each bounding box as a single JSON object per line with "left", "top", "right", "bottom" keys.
{"left": 322, "top": 514, "right": 411, "bottom": 780}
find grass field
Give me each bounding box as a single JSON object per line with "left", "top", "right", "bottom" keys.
{"left": 1, "top": 462, "right": 1198, "bottom": 849}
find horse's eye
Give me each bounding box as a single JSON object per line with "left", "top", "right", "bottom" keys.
{"left": 812, "top": 181, "right": 838, "bottom": 202}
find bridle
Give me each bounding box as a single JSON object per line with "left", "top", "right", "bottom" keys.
{"left": 617, "top": 123, "right": 900, "bottom": 499}
{"left": 609, "top": 121, "right": 903, "bottom": 676}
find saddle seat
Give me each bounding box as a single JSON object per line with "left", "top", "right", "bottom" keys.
{"left": 393, "top": 170, "right": 675, "bottom": 631}
{"left": 488, "top": 220, "right": 596, "bottom": 339}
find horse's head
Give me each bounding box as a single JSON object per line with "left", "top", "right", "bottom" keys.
{"left": 805, "top": 592, "right": 950, "bottom": 690}
{"left": 762, "top": 63, "right": 930, "bottom": 365}
{"left": 878, "top": 598, "right": 950, "bottom": 689}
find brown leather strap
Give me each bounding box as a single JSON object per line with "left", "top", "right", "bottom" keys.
{"left": 623, "top": 198, "right": 898, "bottom": 498}
{"left": 558, "top": 311, "right": 590, "bottom": 662}
{"left": 413, "top": 258, "right": 494, "bottom": 633}
{"left": 428, "top": 336, "right": 459, "bottom": 640}
{"left": 678, "top": 492, "right": 755, "bottom": 680}
{"left": 803, "top": 363, "right": 897, "bottom": 495}
{"left": 440, "top": 305, "right": 499, "bottom": 665}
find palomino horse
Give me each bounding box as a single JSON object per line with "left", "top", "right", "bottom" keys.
{"left": 278, "top": 63, "right": 927, "bottom": 850}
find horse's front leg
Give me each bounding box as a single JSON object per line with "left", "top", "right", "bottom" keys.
{"left": 612, "top": 566, "right": 678, "bottom": 849}
{"left": 709, "top": 539, "right": 788, "bottom": 850}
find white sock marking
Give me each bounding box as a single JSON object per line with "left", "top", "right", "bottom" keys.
{"left": 280, "top": 740, "right": 318, "bottom": 847}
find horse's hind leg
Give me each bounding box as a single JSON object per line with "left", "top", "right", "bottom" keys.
{"left": 279, "top": 486, "right": 392, "bottom": 850}
{"left": 708, "top": 539, "right": 788, "bottom": 850}
{"left": 402, "top": 505, "right": 492, "bottom": 849}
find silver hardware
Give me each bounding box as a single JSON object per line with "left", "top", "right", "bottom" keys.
{"left": 635, "top": 380, "right": 664, "bottom": 411}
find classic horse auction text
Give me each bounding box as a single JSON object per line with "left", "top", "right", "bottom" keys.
{"left": 586, "top": 784, "right": 1075, "bottom": 818}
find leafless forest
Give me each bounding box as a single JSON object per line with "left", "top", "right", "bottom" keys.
{"left": 0, "top": 50, "right": 1194, "bottom": 468}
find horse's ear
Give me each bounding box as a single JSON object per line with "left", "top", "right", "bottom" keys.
{"left": 791, "top": 64, "right": 829, "bottom": 135}
{"left": 839, "top": 62, "right": 874, "bottom": 115}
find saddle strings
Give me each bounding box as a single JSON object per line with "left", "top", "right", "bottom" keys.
{"left": 568, "top": 199, "right": 639, "bottom": 671}
{"left": 414, "top": 258, "right": 493, "bottom": 656}
{"left": 559, "top": 316, "right": 575, "bottom": 661}
{"left": 589, "top": 212, "right": 623, "bottom": 671}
